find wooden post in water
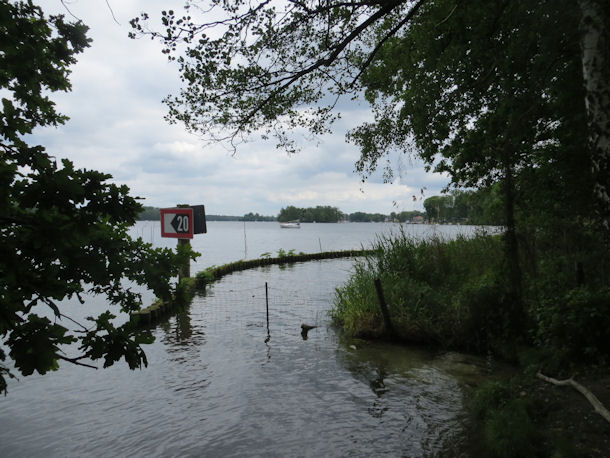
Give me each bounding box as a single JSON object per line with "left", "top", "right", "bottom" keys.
{"left": 374, "top": 278, "right": 394, "bottom": 335}
{"left": 177, "top": 204, "right": 191, "bottom": 280}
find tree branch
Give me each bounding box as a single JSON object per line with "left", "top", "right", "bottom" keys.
{"left": 237, "top": 0, "right": 416, "bottom": 131}
{"left": 350, "top": 0, "right": 427, "bottom": 87}
{"left": 57, "top": 355, "right": 98, "bottom": 370}
{"left": 537, "top": 372, "right": 610, "bottom": 424}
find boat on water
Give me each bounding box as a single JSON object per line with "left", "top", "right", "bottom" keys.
{"left": 279, "top": 221, "right": 301, "bottom": 229}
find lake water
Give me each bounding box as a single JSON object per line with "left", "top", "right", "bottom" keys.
{"left": 1, "top": 222, "right": 492, "bottom": 457}
{"left": 137, "top": 220, "right": 488, "bottom": 272}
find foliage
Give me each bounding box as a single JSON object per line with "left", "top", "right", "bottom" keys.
{"left": 331, "top": 225, "right": 610, "bottom": 365}
{"left": 129, "top": 1, "right": 430, "bottom": 152}
{"left": 277, "top": 248, "right": 296, "bottom": 258}
{"left": 196, "top": 265, "right": 218, "bottom": 282}
{"left": 532, "top": 287, "right": 610, "bottom": 365}
{"left": 422, "top": 188, "right": 502, "bottom": 225}
{"left": 278, "top": 205, "right": 344, "bottom": 223}
{"left": 133, "top": 0, "right": 609, "bottom": 339}
{"left": 471, "top": 380, "right": 540, "bottom": 458}
{"left": 330, "top": 231, "right": 511, "bottom": 351}
{"left": 348, "top": 211, "right": 387, "bottom": 223}
{"left": 241, "top": 212, "right": 276, "bottom": 221}
{"left": 137, "top": 207, "right": 277, "bottom": 222}
{"left": 0, "top": 1, "right": 196, "bottom": 394}
{"left": 137, "top": 206, "right": 161, "bottom": 221}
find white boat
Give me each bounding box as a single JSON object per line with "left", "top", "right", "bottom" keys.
{"left": 279, "top": 221, "right": 301, "bottom": 229}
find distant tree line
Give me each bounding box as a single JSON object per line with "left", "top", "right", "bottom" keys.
{"left": 277, "top": 187, "right": 501, "bottom": 224}
{"left": 423, "top": 188, "right": 503, "bottom": 225}
{"left": 136, "top": 207, "right": 276, "bottom": 221}
{"left": 139, "top": 189, "right": 502, "bottom": 224}
{"left": 241, "top": 212, "right": 276, "bottom": 221}
{"left": 278, "top": 205, "right": 344, "bottom": 223}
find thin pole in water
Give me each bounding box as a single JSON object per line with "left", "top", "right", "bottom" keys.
{"left": 244, "top": 220, "right": 248, "bottom": 259}
{"left": 265, "top": 282, "right": 270, "bottom": 342}
{"left": 319, "top": 237, "right": 322, "bottom": 252}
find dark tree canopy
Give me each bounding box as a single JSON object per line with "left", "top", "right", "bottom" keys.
{"left": 130, "top": 0, "right": 427, "bottom": 152}
{"left": 133, "top": 0, "right": 609, "bottom": 336}
{"left": 131, "top": 0, "right": 608, "bottom": 222}
{"left": 1, "top": 0, "right": 194, "bottom": 394}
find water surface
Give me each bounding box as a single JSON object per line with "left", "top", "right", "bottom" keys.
{"left": 1, "top": 223, "right": 490, "bottom": 456}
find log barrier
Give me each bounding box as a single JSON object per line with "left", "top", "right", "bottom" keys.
{"left": 130, "top": 249, "right": 372, "bottom": 327}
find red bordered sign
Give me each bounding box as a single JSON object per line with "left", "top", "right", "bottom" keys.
{"left": 160, "top": 208, "right": 194, "bottom": 239}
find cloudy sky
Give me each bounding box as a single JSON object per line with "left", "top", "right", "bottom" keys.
{"left": 32, "top": 0, "right": 449, "bottom": 216}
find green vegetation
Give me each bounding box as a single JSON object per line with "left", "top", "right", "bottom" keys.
{"left": 241, "top": 212, "right": 276, "bottom": 222}
{"left": 423, "top": 189, "right": 503, "bottom": 225}
{"left": 330, "top": 232, "right": 511, "bottom": 353}
{"left": 137, "top": 206, "right": 161, "bottom": 221}
{"left": 139, "top": 198, "right": 496, "bottom": 225}
{"left": 348, "top": 211, "right": 387, "bottom": 222}
{"left": 135, "top": 2, "right": 609, "bottom": 452}
{"left": 0, "top": 1, "right": 197, "bottom": 394}
{"left": 330, "top": 229, "right": 610, "bottom": 456}
{"left": 278, "top": 205, "right": 344, "bottom": 223}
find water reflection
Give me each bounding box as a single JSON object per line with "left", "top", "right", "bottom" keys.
{"left": 336, "top": 339, "right": 467, "bottom": 453}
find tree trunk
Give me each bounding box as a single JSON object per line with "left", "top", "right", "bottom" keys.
{"left": 579, "top": 0, "right": 610, "bottom": 230}
{"left": 501, "top": 146, "right": 524, "bottom": 330}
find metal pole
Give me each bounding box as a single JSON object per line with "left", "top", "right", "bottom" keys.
{"left": 265, "top": 282, "right": 269, "bottom": 330}
{"left": 265, "top": 282, "right": 270, "bottom": 342}
{"left": 244, "top": 220, "right": 248, "bottom": 259}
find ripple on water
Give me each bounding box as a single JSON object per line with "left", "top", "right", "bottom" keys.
{"left": 0, "top": 260, "right": 473, "bottom": 457}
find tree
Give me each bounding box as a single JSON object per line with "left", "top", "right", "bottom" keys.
{"left": 133, "top": 0, "right": 609, "bottom": 331}
{"left": 131, "top": 0, "right": 607, "bottom": 223}
{"left": 277, "top": 205, "right": 302, "bottom": 222}
{"left": 0, "top": 1, "right": 193, "bottom": 394}
{"left": 579, "top": 0, "right": 610, "bottom": 230}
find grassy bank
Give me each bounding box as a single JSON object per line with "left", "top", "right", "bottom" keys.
{"left": 330, "top": 230, "right": 509, "bottom": 354}
{"left": 329, "top": 230, "right": 610, "bottom": 457}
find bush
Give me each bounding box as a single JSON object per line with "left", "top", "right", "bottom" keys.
{"left": 330, "top": 230, "right": 509, "bottom": 350}
{"left": 532, "top": 286, "right": 610, "bottom": 364}
{"left": 471, "top": 380, "right": 540, "bottom": 458}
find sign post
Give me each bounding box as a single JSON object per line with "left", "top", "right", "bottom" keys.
{"left": 160, "top": 204, "right": 207, "bottom": 280}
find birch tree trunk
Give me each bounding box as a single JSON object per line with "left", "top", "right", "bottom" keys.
{"left": 579, "top": 0, "right": 610, "bottom": 230}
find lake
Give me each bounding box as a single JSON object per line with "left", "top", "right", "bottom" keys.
{"left": 1, "top": 222, "right": 492, "bottom": 457}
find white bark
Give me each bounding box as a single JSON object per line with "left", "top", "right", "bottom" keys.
{"left": 579, "top": 0, "right": 610, "bottom": 227}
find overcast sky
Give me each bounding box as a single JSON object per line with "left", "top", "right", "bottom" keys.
{"left": 31, "top": 0, "right": 449, "bottom": 216}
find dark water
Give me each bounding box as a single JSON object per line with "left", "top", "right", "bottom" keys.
{"left": 1, "top": 259, "right": 484, "bottom": 457}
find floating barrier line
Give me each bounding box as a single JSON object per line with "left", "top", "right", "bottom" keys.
{"left": 130, "top": 249, "right": 373, "bottom": 328}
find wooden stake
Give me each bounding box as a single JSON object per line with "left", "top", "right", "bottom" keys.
{"left": 374, "top": 278, "right": 394, "bottom": 335}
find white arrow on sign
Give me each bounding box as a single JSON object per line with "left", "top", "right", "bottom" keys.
{"left": 160, "top": 208, "right": 193, "bottom": 238}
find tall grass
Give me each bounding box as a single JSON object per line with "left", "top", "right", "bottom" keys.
{"left": 330, "top": 230, "right": 509, "bottom": 353}
{"left": 331, "top": 226, "right": 610, "bottom": 362}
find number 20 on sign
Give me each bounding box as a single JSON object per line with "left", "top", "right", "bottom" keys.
{"left": 160, "top": 208, "right": 194, "bottom": 239}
